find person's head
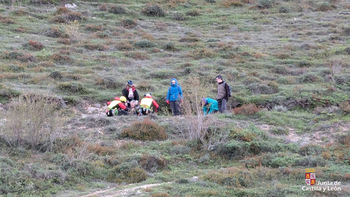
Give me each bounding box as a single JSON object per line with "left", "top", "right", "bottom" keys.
{"left": 170, "top": 78, "right": 178, "bottom": 86}
{"left": 107, "top": 101, "right": 111, "bottom": 105}
{"left": 145, "top": 92, "right": 152, "bottom": 98}
{"left": 215, "top": 75, "right": 223, "bottom": 83}
{"left": 130, "top": 100, "right": 138, "bottom": 107}
{"left": 120, "top": 96, "right": 127, "bottom": 103}
{"left": 126, "top": 80, "right": 134, "bottom": 88}
{"left": 201, "top": 98, "right": 208, "bottom": 106}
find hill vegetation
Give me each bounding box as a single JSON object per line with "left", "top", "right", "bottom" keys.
{"left": 0, "top": 0, "right": 350, "bottom": 196}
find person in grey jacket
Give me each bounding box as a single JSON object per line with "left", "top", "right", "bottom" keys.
{"left": 215, "top": 75, "right": 230, "bottom": 113}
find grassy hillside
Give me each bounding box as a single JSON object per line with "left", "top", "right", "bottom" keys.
{"left": 0, "top": 0, "right": 350, "bottom": 196}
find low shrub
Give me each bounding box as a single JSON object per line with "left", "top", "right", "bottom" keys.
{"left": 109, "top": 5, "right": 126, "bottom": 14}
{"left": 61, "top": 159, "right": 95, "bottom": 176}
{"left": 134, "top": 40, "right": 156, "bottom": 48}
{"left": 95, "top": 76, "right": 124, "bottom": 89}
{"left": 0, "top": 84, "right": 21, "bottom": 103}
{"left": 116, "top": 41, "right": 133, "bottom": 50}
{"left": 220, "top": 0, "right": 243, "bottom": 8}
{"left": 141, "top": 155, "right": 167, "bottom": 173}
{"left": 44, "top": 26, "right": 67, "bottom": 38}
{"left": 317, "top": 2, "right": 333, "bottom": 12}
{"left": 56, "top": 82, "right": 87, "bottom": 94}
{"left": 186, "top": 9, "right": 201, "bottom": 16}
{"left": 85, "top": 24, "right": 103, "bottom": 31}
{"left": 298, "top": 73, "right": 322, "bottom": 83}
{"left": 121, "top": 18, "right": 137, "bottom": 28}
{"left": 107, "top": 162, "right": 147, "bottom": 183}
{"left": 257, "top": 0, "right": 275, "bottom": 9}
{"left": 173, "top": 13, "right": 185, "bottom": 21}
{"left": 279, "top": 6, "right": 290, "bottom": 13}
{"left": 121, "top": 117, "right": 167, "bottom": 141}
{"left": 298, "top": 144, "right": 325, "bottom": 156}
{"left": 49, "top": 53, "right": 72, "bottom": 64}
{"left": 247, "top": 82, "right": 279, "bottom": 94}
{"left": 23, "top": 40, "right": 44, "bottom": 51}
{"left": 233, "top": 104, "right": 259, "bottom": 115}
{"left": 142, "top": 4, "right": 165, "bottom": 17}
{"left": 83, "top": 44, "right": 109, "bottom": 51}
{"left": 187, "top": 48, "right": 217, "bottom": 59}
{"left": 49, "top": 71, "right": 63, "bottom": 80}
{"left": 124, "top": 51, "right": 149, "bottom": 60}
{"left": 179, "top": 37, "right": 200, "bottom": 42}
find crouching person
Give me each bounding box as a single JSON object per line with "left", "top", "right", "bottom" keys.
{"left": 202, "top": 97, "right": 219, "bottom": 115}
{"left": 106, "top": 97, "right": 128, "bottom": 116}
{"left": 140, "top": 93, "right": 159, "bottom": 115}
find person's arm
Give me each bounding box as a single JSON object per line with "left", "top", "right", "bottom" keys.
{"left": 203, "top": 106, "right": 207, "bottom": 115}
{"left": 166, "top": 87, "right": 170, "bottom": 103}
{"left": 208, "top": 103, "right": 214, "bottom": 114}
{"left": 134, "top": 88, "right": 139, "bottom": 101}
{"left": 152, "top": 100, "right": 159, "bottom": 112}
{"left": 118, "top": 103, "right": 127, "bottom": 110}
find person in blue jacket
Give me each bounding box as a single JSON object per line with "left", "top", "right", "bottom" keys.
{"left": 166, "top": 78, "right": 183, "bottom": 116}
{"left": 202, "top": 97, "right": 219, "bottom": 115}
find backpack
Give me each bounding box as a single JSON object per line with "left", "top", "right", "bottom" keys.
{"left": 224, "top": 82, "right": 232, "bottom": 97}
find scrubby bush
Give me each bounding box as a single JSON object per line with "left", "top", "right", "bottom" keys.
{"left": 334, "top": 75, "right": 350, "bottom": 85}
{"left": 85, "top": 24, "right": 103, "bottom": 31}
{"left": 0, "top": 84, "right": 21, "bottom": 103}
{"left": 134, "top": 40, "right": 156, "bottom": 48}
{"left": 124, "top": 51, "right": 149, "bottom": 60}
{"left": 95, "top": 76, "right": 124, "bottom": 89}
{"left": 56, "top": 82, "right": 87, "bottom": 93}
{"left": 257, "top": 0, "right": 275, "bottom": 9}
{"left": 233, "top": 104, "right": 259, "bottom": 115}
{"left": 279, "top": 6, "right": 290, "bottom": 13}
{"left": 317, "top": 2, "right": 333, "bottom": 12}
{"left": 116, "top": 40, "right": 133, "bottom": 50}
{"left": 142, "top": 4, "right": 165, "bottom": 17}
{"left": 141, "top": 155, "right": 167, "bottom": 173}
{"left": 44, "top": 26, "right": 66, "bottom": 38}
{"left": 247, "top": 83, "right": 279, "bottom": 94}
{"left": 121, "top": 118, "right": 167, "bottom": 141}
{"left": 173, "top": 13, "right": 185, "bottom": 21}
{"left": 23, "top": 40, "right": 44, "bottom": 51}
{"left": 298, "top": 144, "right": 325, "bottom": 156}
{"left": 121, "top": 18, "right": 137, "bottom": 28}
{"left": 186, "top": 9, "right": 201, "bottom": 16}
{"left": 1, "top": 93, "right": 64, "bottom": 150}
{"left": 1, "top": 51, "right": 34, "bottom": 62}
{"left": 298, "top": 73, "right": 322, "bottom": 83}
{"left": 49, "top": 71, "right": 63, "bottom": 80}
{"left": 109, "top": 5, "right": 127, "bottom": 14}
{"left": 187, "top": 48, "right": 217, "bottom": 59}
{"left": 107, "top": 162, "right": 147, "bottom": 183}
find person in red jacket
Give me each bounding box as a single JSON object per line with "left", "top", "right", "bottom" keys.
{"left": 139, "top": 93, "right": 159, "bottom": 115}
{"left": 106, "top": 97, "right": 128, "bottom": 116}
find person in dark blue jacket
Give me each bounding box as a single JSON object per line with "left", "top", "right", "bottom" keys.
{"left": 166, "top": 78, "right": 183, "bottom": 116}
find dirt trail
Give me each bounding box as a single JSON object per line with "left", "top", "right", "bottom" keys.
{"left": 81, "top": 182, "right": 172, "bottom": 197}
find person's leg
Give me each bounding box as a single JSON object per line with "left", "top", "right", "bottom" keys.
{"left": 174, "top": 100, "right": 181, "bottom": 116}
{"left": 170, "top": 101, "right": 176, "bottom": 116}
{"left": 217, "top": 99, "right": 222, "bottom": 113}
{"left": 221, "top": 99, "right": 227, "bottom": 113}
{"left": 117, "top": 110, "right": 128, "bottom": 116}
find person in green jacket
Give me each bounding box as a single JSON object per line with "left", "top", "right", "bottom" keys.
{"left": 202, "top": 98, "right": 219, "bottom": 115}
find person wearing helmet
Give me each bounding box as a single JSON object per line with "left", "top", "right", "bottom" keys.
{"left": 106, "top": 97, "right": 128, "bottom": 116}
{"left": 122, "top": 80, "right": 139, "bottom": 107}
{"left": 139, "top": 93, "right": 159, "bottom": 115}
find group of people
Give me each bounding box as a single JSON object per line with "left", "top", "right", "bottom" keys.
{"left": 106, "top": 75, "right": 231, "bottom": 117}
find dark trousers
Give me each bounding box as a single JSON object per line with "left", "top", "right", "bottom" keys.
{"left": 217, "top": 99, "right": 227, "bottom": 113}
{"left": 170, "top": 101, "right": 181, "bottom": 116}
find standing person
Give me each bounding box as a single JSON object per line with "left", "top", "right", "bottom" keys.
{"left": 202, "top": 97, "right": 219, "bottom": 115}
{"left": 166, "top": 78, "right": 183, "bottom": 116}
{"left": 122, "top": 80, "right": 139, "bottom": 107}
{"left": 140, "top": 93, "right": 159, "bottom": 115}
{"left": 215, "top": 75, "right": 230, "bottom": 113}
